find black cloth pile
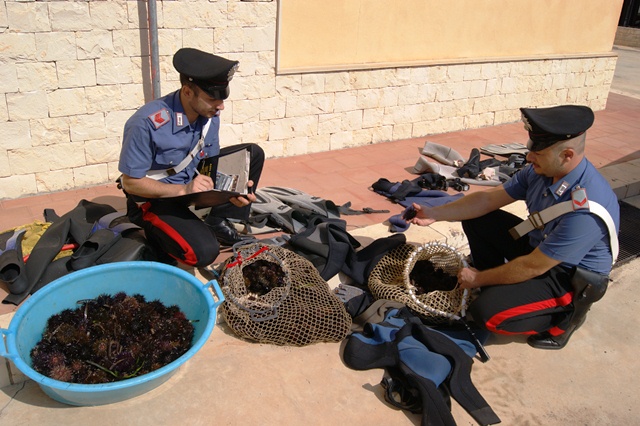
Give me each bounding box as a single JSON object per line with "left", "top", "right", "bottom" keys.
{"left": 1, "top": 200, "right": 152, "bottom": 305}
{"left": 283, "top": 216, "right": 406, "bottom": 288}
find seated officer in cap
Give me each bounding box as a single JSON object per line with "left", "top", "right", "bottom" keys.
{"left": 118, "top": 48, "right": 263, "bottom": 267}
{"left": 406, "top": 105, "right": 620, "bottom": 349}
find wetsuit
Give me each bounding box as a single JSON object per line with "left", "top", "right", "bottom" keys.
{"left": 465, "top": 158, "right": 619, "bottom": 335}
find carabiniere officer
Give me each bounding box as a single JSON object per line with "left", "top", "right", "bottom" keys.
{"left": 118, "top": 48, "right": 262, "bottom": 266}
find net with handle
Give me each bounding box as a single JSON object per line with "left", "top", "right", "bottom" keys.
{"left": 368, "top": 242, "right": 468, "bottom": 323}
{"left": 219, "top": 242, "right": 352, "bottom": 346}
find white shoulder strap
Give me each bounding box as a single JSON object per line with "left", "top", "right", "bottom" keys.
{"left": 146, "top": 118, "right": 212, "bottom": 180}
{"left": 509, "top": 188, "right": 619, "bottom": 265}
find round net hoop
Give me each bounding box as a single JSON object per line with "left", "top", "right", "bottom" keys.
{"left": 368, "top": 242, "right": 468, "bottom": 323}
{"left": 221, "top": 243, "right": 292, "bottom": 322}
{"left": 219, "top": 242, "right": 352, "bottom": 346}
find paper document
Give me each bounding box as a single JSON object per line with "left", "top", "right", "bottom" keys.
{"left": 159, "top": 148, "right": 251, "bottom": 208}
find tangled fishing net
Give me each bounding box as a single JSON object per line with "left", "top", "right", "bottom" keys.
{"left": 219, "top": 243, "right": 352, "bottom": 346}
{"left": 368, "top": 242, "right": 468, "bottom": 323}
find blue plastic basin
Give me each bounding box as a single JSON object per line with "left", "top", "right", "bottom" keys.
{"left": 0, "top": 261, "right": 224, "bottom": 406}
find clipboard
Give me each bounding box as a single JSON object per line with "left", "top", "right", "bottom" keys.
{"left": 161, "top": 188, "right": 244, "bottom": 209}
{"left": 158, "top": 148, "right": 251, "bottom": 209}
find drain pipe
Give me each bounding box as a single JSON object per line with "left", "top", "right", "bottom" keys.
{"left": 148, "top": 0, "right": 161, "bottom": 99}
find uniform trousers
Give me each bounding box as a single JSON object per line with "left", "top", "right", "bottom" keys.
{"left": 463, "top": 210, "right": 574, "bottom": 336}
{"left": 126, "top": 143, "right": 264, "bottom": 267}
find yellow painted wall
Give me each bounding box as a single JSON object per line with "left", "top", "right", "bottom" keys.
{"left": 277, "top": 0, "right": 624, "bottom": 72}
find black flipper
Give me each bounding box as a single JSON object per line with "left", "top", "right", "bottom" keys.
{"left": 0, "top": 229, "right": 29, "bottom": 295}
{"left": 3, "top": 200, "right": 118, "bottom": 305}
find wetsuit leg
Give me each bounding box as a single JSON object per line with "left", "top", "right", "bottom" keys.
{"left": 127, "top": 198, "right": 219, "bottom": 267}
{"left": 461, "top": 209, "right": 533, "bottom": 269}
{"left": 468, "top": 265, "right": 574, "bottom": 335}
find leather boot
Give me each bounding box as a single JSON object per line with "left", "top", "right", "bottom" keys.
{"left": 205, "top": 217, "right": 254, "bottom": 247}
{"left": 526, "top": 314, "right": 587, "bottom": 350}
{"left": 529, "top": 267, "right": 608, "bottom": 350}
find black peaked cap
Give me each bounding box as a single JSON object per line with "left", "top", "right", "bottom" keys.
{"left": 520, "top": 105, "right": 594, "bottom": 152}
{"left": 173, "top": 48, "right": 239, "bottom": 100}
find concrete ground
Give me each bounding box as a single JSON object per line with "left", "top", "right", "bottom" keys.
{"left": 1, "top": 225, "right": 638, "bottom": 425}
{"left": 1, "top": 46, "right": 639, "bottom": 425}
{"left": 611, "top": 45, "right": 640, "bottom": 99}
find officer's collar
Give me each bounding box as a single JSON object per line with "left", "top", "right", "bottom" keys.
{"left": 171, "top": 90, "right": 207, "bottom": 134}
{"left": 547, "top": 157, "right": 588, "bottom": 199}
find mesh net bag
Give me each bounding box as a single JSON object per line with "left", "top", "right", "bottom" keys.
{"left": 219, "top": 242, "right": 352, "bottom": 346}
{"left": 368, "top": 241, "right": 468, "bottom": 323}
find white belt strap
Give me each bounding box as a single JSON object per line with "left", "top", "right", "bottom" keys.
{"left": 509, "top": 187, "right": 619, "bottom": 265}
{"left": 146, "top": 119, "right": 211, "bottom": 180}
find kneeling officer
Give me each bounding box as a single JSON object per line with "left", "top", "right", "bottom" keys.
{"left": 118, "top": 48, "right": 262, "bottom": 267}
{"left": 406, "top": 105, "right": 619, "bottom": 349}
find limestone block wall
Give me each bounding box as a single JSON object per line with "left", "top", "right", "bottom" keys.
{"left": 0, "top": 0, "right": 617, "bottom": 200}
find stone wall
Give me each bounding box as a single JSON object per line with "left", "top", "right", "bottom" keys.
{"left": 0, "top": 0, "right": 617, "bottom": 200}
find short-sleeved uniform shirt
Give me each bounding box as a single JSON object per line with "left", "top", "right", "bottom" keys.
{"left": 503, "top": 158, "right": 619, "bottom": 275}
{"left": 118, "top": 90, "right": 220, "bottom": 184}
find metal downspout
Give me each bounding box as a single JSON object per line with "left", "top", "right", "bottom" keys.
{"left": 148, "top": 0, "right": 161, "bottom": 99}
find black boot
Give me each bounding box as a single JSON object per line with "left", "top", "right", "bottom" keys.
{"left": 527, "top": 314, "right": 587, "bottom": 350}
{"left": 456, "top": 148, "right": 481, "bottom": 178}
{"left": 205, "top": 217, "right": 254, "bottom": 247}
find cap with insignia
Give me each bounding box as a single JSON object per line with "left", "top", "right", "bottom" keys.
{"left": 520, "top": 105, "right": 595, "bottom": 152}
{"left": 173, "top": 48, "right": 239, "bottom": 100}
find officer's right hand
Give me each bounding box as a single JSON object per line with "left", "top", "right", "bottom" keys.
{"left": 408, "top": 203, "right": 437, "bottom": 227}
{"left": 186, "top": 174, "right": 214, "bottom": 194}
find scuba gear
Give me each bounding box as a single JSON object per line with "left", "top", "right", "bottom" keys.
{"left": 420, "top": 141, "right": 466, "bottom": 167}
{"left": 250, "top": 189, "right": 307, "bottom": 234}
{"left": 371, "top": 179, "right": 464, "bottom": 233}
{"left": 479, "top": 142, "right": 529, "bottom": 157}
{"left": 249, "top": 187, "right": 386, "bottom": 233}
{"left": 260, "top": 186, "right": 341, "bottom": 218}
{"left": 403, "top": 205, "right": 417, "bottom": 221}
{"left": 342, "top": 307, "right": 501, "bottom": 426}
{"left": 0, "top": 229, "right": 28, "bottom": 296}
{"left": 456, "top": 148, "right": 482, "bottom": 179}
{"left": 416, "top": 173, "right": 449, "bottom": 191}
{"left": 285, "top": 216, "right": 406, "bottom": 286}
{"left": 446, "top": 178, "right": 469, "bottom": 192}
{"left": 2, "top": 201, "right": 149, "bottom": 305}
{"left": 336, "top": 202, "right": 390, "bottom": 215}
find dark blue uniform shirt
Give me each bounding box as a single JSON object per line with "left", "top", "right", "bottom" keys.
{"left": 118, "top": 90, "right": 220, "bottom": 184}
{"left": 503, "top": 158, "right": 620, "bottom": 275}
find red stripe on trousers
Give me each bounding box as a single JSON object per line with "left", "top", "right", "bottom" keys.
{"left": 140, "top": 202, "right": 198, "bottom": 265}
{"left": 485, "top": 291, "right": 574, "bottom": 335}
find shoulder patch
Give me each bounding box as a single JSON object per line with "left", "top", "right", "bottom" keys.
{"left": 148, "top": 108, "right": 171, "bottom": 130}
{"left": 571, "top": 187, "right": 589, "bottom": 211}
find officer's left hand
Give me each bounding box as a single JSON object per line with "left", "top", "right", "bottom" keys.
{"left": 229, "top": 180, "right": 257, "bottom": 207}
{"left": 457, "top": 266, "right": 481, "bottom": 289}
